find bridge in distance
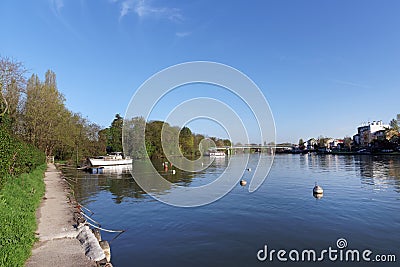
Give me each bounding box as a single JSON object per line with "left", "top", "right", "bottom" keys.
{"left": 215, "top": 144, "right": 293, "bottom": 151}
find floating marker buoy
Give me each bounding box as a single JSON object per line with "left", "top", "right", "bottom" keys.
{"left": 172, "top": 170, "right": 176, "bottom": 174}
{"left": 313, "top": 184, "right": 323, "bottom": 194}
{"left": 240, "top": 180, "right": 247, "bottom": 186}
{"left": 313, "top": 192, "right": 323, "bottom": 199}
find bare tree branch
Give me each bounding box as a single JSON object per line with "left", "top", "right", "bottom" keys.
{"left": 0, "top": 56, "right": 27, "bottom": 118}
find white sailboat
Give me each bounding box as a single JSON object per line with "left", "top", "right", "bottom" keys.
{"left": 88, "top": 152, "right": 132, "bottom": 167}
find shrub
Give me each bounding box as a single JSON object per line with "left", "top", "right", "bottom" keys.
{"left": 0, "top": 116, "right": 45, "bottom": 188}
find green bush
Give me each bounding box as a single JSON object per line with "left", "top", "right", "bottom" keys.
{"left": 0, "top": 117, "right": 45, "bottom": 188}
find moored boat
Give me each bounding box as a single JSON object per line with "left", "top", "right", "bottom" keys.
{"left": 205, "top": 149, "right": 226, "bottom": 157}
{"left": 88, "top": 152, "right": 132, "bottom": 167}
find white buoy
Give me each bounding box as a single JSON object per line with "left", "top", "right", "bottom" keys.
{"left": 313, "top": 192, "right": 323, "bottom": 199}
{"left": 172, "top": 170, "right": 176, "bottom": 174}
{"left": 313, "top": 183, "right": 323, "bottom": 194}
{"left": 240, "top": 180, "right": 247, "bottom": 186}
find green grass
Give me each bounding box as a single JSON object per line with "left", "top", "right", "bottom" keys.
{"left": 0, "top": 164, "right": 46, "bottom": 267}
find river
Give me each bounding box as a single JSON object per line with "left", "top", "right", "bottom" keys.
{"left": 62, "top": 154, "right": 400, "bottom": 266}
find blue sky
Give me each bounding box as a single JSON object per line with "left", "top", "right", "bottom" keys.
{"left": 1, "top": 0, "right": 399, "bottom": 143}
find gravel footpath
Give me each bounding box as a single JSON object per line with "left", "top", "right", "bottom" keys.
{"left": 25, "top": 164, "right": 96, "bottom": 267}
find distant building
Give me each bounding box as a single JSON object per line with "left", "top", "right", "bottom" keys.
{"left": 353, "top": 134, "right": 360, "bottom": 145}
{"left": 325, "top": 138, "right": 335, "bottom": 148}
{"left": 373, "top": 130, "right": 386, "bottom": 141}
{"left": 330, "top": 139, "right": 344, "bottom": 149}
{"left": 357, "top": 121, "right": 389, "bottom": 147}
{"left": 307, "top": 138, "right": 317, "bottom": 150}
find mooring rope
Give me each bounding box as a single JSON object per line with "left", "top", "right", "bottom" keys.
{"left": 85, "top": 221, "right": 125, "bottom": 233}
{"left": 63, "top": 178, "right": 75, "bottom": 188}
{"left": 77, "top": 203, "right": 94, "bottom": 215}
{"left": 80, "top": 211, "right": 101, "bottom": 226}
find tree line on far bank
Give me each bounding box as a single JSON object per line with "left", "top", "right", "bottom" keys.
{"left": 122, "top": 116, "right": 231, "bottom": 159}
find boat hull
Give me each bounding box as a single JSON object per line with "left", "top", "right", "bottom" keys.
{"left": 88, "top": 158, "right": 132, "bottom": 167}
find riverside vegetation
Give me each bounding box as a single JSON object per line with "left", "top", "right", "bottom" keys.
{"left": 0, "top": 55, "right": 104, "bottom": 266}
{"left": 0, "top": 55, "right": 230, "bottom": 266}
{"left": 1, "top": 56, "right": 226, "bottom": 166}
{"left": 0, "top": 116, "right": 46, "bottom": 267}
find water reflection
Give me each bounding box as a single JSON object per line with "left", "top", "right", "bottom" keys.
{"left": 354, "top": 155, "right": 400, "bottom": 193}
{"left": 62, "top": 167, "right": 146, "bottom": 204}
{"left": 298, "top": 153, "right": 342, "bottom": 171}
{"left": 62, "top": 156, "right": 231, "bottom": 204}
{"left": 63, "top": 154, "right": 400, "bottom": 206}
{"left": 297, "top": 154, "right": 400, "bottom": 192}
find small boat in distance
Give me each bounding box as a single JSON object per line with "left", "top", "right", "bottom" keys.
{"left": 205, "top": 149, "right": 226, "bottom": 157}
{"left": 88, "top": 152, "right": 132, "bottom": 167}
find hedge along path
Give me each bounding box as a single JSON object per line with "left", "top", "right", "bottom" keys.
{"left": 25, "top": 164, "right": 96, "bottom": 267}
{"left": 0, "top": 117, "right": 45, "bottom": 189}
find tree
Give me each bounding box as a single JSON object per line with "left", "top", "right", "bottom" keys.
{"left": 1, "top": 56, "right": 107, "bottom": 163}
{"left": 390, "top": 118, "right": 399, "bottom": 132}
{"left": 384, "top": 118, "right": 399, "bottom": 143}
{"left": 145, "top": 120, "right": 165, "bottom": 158}
{"left": 23, "top": 71, "right": 66, "bottom": 156}
{"left": 0, "top": 56, "right": 27, "bottom": 127}
{"left": 298, "top": 138, "right": 305, "bottom": 149}
{"left": 318, "top": 136, "right": 329, "bottom": 148}
{"left": 222, "top": 139, "right": 231, "bottom": 146}
{"left": 343, "top": 136, "right": 353, "bottom": 151}
{"left": 107, "top": 114, "right": 123, "bottom": 152}
{"left": 123, "top": 116, "right": 148, "bottom": 159}
{"left": 179, "top": 126, "right": 194, "bottom": 155}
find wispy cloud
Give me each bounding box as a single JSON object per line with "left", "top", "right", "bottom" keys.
{"left": 176, "top": 31, "right": 191, "bottom": 38}
{"left": 115, "top": 0, "right": 183, "bottom": 21}
{"left": 49, "top": 0, "right": 64, "bottom": 15}
{"left": 120, "top": 0, "right": 134, "bottom": 18}
{"left": 331, "top": 79, "right": 370, "bottom": 89}
{"left": 47, "top": 0, "right": 83, "bottom": 41}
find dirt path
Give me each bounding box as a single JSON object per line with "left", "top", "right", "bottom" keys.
{"left": 25, "top": 164, "right": 96, "bottom": 267}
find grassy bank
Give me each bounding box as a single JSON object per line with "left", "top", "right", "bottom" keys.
{"left": 0, "top": 164, "right": 46, "bottom": 267}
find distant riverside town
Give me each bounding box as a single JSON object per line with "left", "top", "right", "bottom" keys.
{"left": 279, "top": 114, "right": 400, "bottom": 155}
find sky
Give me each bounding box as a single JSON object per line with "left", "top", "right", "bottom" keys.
{"left": 1, "top": 0, "right": 399, "bottom": 143}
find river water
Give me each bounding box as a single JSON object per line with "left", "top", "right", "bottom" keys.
{"left": 62, "top": 154, "right": 400, "bottom": 266}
